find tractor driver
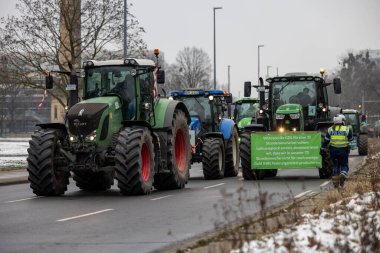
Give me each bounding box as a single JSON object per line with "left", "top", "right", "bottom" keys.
{"left": 112, "top": 74, "right": 136, "bottom": 120}
{"left": 297, "top": 87, "right": 313, "bottom": 107}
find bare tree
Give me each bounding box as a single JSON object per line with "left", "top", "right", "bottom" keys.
{"left": 172, "top": 47, "right": 212, "bottom": 89}
{"left": 0, "top": 0, "right": 147, "bottom": 107}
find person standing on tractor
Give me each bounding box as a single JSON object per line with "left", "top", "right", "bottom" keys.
{"left": 322, "top": 114, "right": 353, "bottom": 188}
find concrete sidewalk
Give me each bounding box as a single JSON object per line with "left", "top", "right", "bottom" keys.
{"left": 0, "top": 169, "right": 28, "bottom": 186}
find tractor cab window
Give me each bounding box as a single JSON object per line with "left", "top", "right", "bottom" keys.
{"left": 235, "top": 102, "right": 258, "bottom": 121}
{"left": 85, "top": 66, "right": 136, "bottom": 120}
{"left": 345, "top": 114, "right": 358, "bottom": 126}
{"left": 272, "top": 81, "right": 316, "bottom": 115}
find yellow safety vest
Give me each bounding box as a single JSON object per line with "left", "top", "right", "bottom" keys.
{"left": 328, "top": 125, "right": 349, "bottom": 148}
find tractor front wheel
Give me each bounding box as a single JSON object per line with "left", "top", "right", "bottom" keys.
{"left": 224, "top": 127, "right": 240, "bottom": 177}
{"left": 115, "top": 126, "right": 155, "bottom": 195}
{"left": 27, "top": 129, "right": 70, "bottom": 196}
{"left": 240, "top": 131, "right": 265, "bottom": 180}
{"left": 202, "top": 138, "right": 225, "bottom": 179}
{"left": 357, "top": 134, "right": 368, "bottom": 156}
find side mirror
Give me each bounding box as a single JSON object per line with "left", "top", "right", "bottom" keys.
{"left": 45, "top": 75, "right": 53, "bottom": 89}
{"left": 157, "top": 70, "right": 165, "bottom": 84}
{"left": 244, "top": 81, "right": 251, "bottom": 97}
{"left": 333, "top": 78, "right": 342, "bottom": 94}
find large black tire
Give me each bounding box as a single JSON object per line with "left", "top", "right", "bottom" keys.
{"left": 73, "top": 170, "right": 114, "bottom": 191}
{"left": 358, "top": 134, "right": 368, "bottom": 156}
{"left": 115, "top": 126, "right": 155, "bottom": 195}
{"left": 266, "top": 169, "right": 278, "bottom": 178}
{"left": 202, "top": 138, "right": 225, "bottom": 179}
{"left": 240, "top": 131, "right": 265, "bottom": 180}
{"left": 154, "top": 109, "right": 191, "bottom": 190}
{"left": 318, "top": 149, "right": 332, "bottom": 179}
{"left": 224, "top": 127, "right": 240, "bottom": 177}
{"left": 27, "top": 129, "right": 70, "bottom": 196}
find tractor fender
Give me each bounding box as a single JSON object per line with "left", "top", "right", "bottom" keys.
{"left": 360, "top": 124, "right": 368, "bottom": 134}
{"left": 162, "top": 100, "right": 191, "bottom": 127}
{"left": 36, "top": 123, "right": 68, "bottom": 135}
{"left": 219, "top": 119, "right": 236, "bottom": 140}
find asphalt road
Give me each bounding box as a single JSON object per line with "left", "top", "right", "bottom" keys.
{"left": 0, "top": 150, "right": 363, "bottom": 253}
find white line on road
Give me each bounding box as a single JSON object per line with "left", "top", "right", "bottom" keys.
{"left": 150, "top": 195, "right": 173, "bottom": 201}
{"left": 5, "top": 196, "right": 44, "bottom": 203}
{"left": 204, "top": 183, "right": 225, "bottom": 189}
{"left": 320, "top": 181, "right": 330, "bottom": 187}
{"left": 294, "top": 190, "right": 312, "bottom": 199}
{"left": 56, "top": 209, "right": 114, "bottom": 222}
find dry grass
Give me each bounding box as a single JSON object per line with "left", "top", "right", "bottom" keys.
{"left": 167, "top": 138, "right": 380, "bottom": 253}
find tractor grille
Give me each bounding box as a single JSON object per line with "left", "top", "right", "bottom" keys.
{"left": 67, "top": 103, "right": 108, "bottom": 136}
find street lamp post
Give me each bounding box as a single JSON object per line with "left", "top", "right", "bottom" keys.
{"left": 257, "top": 45, "right": 264, "bottom": 83}
{"left": 266, "top": 65, "right": 272, "bottom": 78}
{"left": 124, "top": 0, "right": 128, "bottom": 58}
{"left": 213, "top": 7, "right": 222, "bottom": 89}
{"left": 227, "top": 65, "right": 231, "bottom": 93}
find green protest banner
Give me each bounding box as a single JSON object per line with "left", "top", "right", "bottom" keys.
{"left": 251, "top": 132, "right": 322, "bottom": 169}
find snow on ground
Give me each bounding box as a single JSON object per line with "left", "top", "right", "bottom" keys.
{"left": 231, "top": 192, "right": 380, "bottom": 253}
{"left": 0, "top": 139, "right": 29, "bottom": 167}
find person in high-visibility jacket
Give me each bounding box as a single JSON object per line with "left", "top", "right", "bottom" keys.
{"left": 322, "top": 114, "right": 353, "bottom": 187}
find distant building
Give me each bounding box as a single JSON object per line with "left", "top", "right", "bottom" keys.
{"left": 366, "top": 49, "right": 380, "bottom": 64}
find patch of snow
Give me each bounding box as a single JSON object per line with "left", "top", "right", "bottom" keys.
{"left": 0, "top": 141, "right": 29, "bottom": 156}
{"left": 231, "top": 192, "right": 380, "bottom": 253}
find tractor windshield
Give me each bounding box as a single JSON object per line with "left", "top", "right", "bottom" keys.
{"left": 345, "top": 113, "right": 358, "bottom": 126}
{"left": 272, "top": 81, "right": 317, "bottom": 115}
{"left": 85, "top": 66, "right": 136, "bottom": 120}
{"left": 177, "top": 96, "right": 222, "bottom": 132}
{"left": 85, "top": 66, "right": 136, "bottom": 100}
{"left": 235, "top": 102, "right": 258, "bottom": 120}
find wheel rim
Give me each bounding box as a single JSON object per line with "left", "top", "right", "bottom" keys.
{"left": 232, "top": 135, "right": 238, "bottom": 166}
{"left": 141, "top": 143, "right": 150, "bottom": 181}
{"left": 175, "top": 129, "right": 186, "bottom": 172}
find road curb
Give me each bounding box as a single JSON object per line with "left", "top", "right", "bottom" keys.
{"left": 0, "top": 176, "right": 28, "bottom": 186}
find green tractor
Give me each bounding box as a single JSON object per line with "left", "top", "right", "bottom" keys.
{"left": 232, "top": 98, "right": 260, "bottom": 135}
{"left": 27, "top": 51, "right": 191, "bottom": 196}
{"left": 241, "top": 72, "right": 342, "bottom": 180}
{"left": 342, "top": 109, "right": 368, "bottom": 155}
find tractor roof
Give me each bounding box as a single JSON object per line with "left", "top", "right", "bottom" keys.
{"left": 169, "top": 89, "right": 228, "bottom": 97}
{"left": 233, "top": 98, "right": 260, "bottom": 104}
{"left": 83, "top": 58, "right": 155, "bottom": 68}
{"left": 342, "top": 109, "right": 359, "bottom": 114}
{"left": 266, "top": 75, "right": 323, "bottom": 83}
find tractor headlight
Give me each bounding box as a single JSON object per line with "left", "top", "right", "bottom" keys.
{"left": 209, "top": 95, "right": 214, "bottom": 101}
{"left": 69, "top": 136, "right": 76, "bottom": 142}
{"left": 259, "top": 109, "right": 264, "bottom": 114}
{"left": 168, "top": 96, "right": 173, "bottom": 100}
{"left": 322, "top": 107, "right": 327, "bottom": 112}
{"left": 276, "top": 114, "right": 285, "bottom": 120}
{"left": 144, "top": 103, "right": 151, "bottom": 110}
{"left": 85, "top": 130, "right": 97, "bottom": 142}
{"left": 289, "top": 113, "right": 300, "bottom": 119}
{"left": 292, "top": 127, "right": 297, "bottom": 132}
{"left": 278, "top": 127, "right": 285, "bottom": 133}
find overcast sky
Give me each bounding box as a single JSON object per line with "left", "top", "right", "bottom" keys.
{"left": 1, "top": 0, "right": 379, "bottom": 97}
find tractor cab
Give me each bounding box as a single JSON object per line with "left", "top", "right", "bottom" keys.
{"left": 233, "top": 98, "right": 260, "bottom": 134}
{"left": 266, "top": 75, "right": 341, "bottom": 131}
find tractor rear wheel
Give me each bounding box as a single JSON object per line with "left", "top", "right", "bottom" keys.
{"left": 357, "top": 134, "right": 368, "bottom": 156}
{"left": 115, "top": 126, "right": 155, "bottom": 195}
{"left": 240, "top": 131, "right": 265, "bottom": 180}
{"left": 27, "top": 129, "right": 70, "bottom": 196}
{"left": 224, "top": 127, "right": 240, "bottom": 177}
{"left": 73, "top": 170, "right": 114, "bottom": 191}
{"left": 154, "top": 109, "right": 190, "bottom": 190}
{"left": 202, "top": 138, "right": 225, "bottom": 179}
{"left": 318, "top": 150, "right": 332, "bottom": 179}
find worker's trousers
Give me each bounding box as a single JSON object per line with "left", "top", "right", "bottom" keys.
{"left": 329, "top": 147, "right": 349, "bottom": 177}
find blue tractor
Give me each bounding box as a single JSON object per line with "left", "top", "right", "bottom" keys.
{"left": 169, "top": 89, "right": 240, "bottom": 179}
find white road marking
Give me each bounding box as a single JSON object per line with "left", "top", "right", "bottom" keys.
{"left": 320, "top": 181, "right": 330, "bottom": 187}
{"left": 5, "top": 196, "right": 44, "bottom": 203}
{"left": 150, "top": 195, "right": 173, "bottom": 201}
{"left": 294, "top": 190, "right": 312, "bottom": 199}
{"left": 56, "top": 209, "right": 114, "bottom": 222}
{"left": 204, "top": 183, "right": 225, "bottom": 189}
